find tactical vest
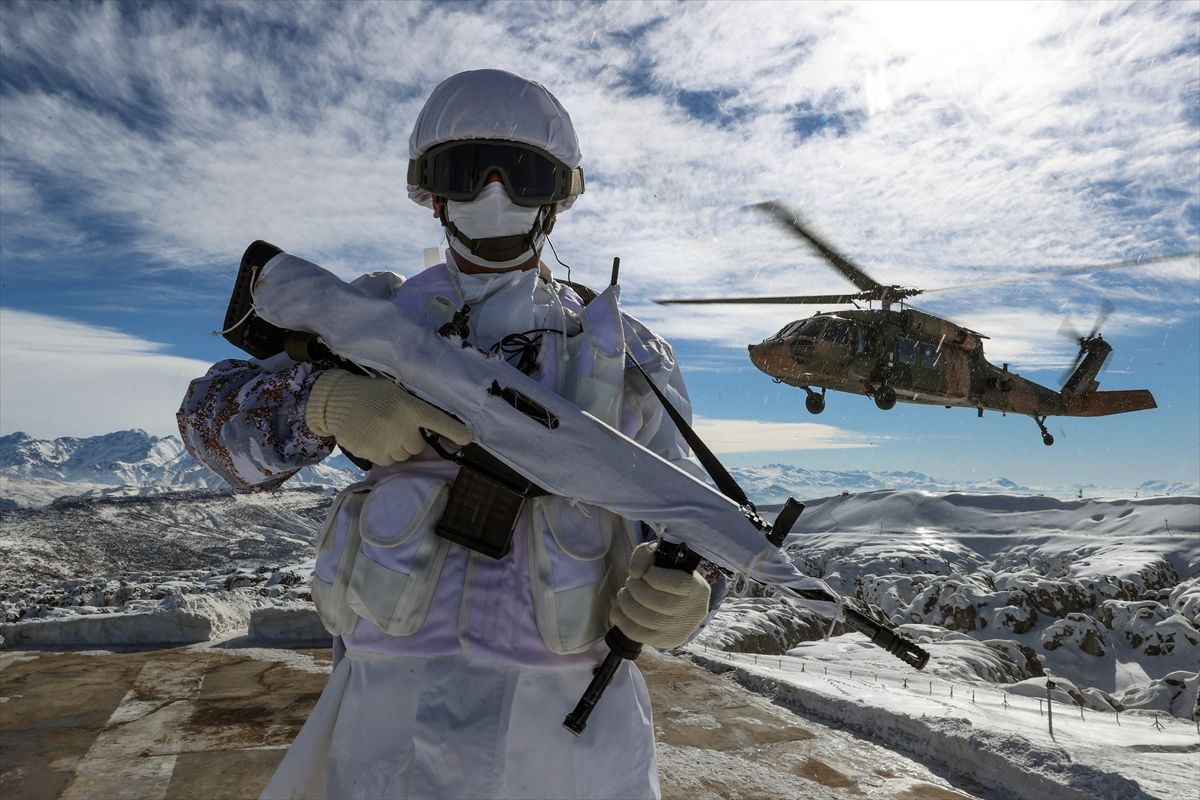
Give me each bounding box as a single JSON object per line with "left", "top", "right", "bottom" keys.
{"left": 309, "top": 266, "right": 652, "bottom": 657}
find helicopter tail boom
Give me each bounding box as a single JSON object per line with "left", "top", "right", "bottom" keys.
{"left": 1062, "top": 389, "right": 1156, "bottom": 417}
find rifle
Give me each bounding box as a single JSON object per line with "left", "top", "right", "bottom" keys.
{"left": 222, "top": 241, "right": 930, "bottom": 732}
{"left": 224, "top": 242, "right": 544, "bottom": 558}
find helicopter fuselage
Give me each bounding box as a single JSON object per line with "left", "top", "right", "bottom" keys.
{"left": 747, "top": 307, "right": 1155, "bottom": 429}
{"left": 658, "top": 199, "right": 1166, "bottom": 445}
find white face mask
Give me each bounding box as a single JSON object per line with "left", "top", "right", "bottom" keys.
{"left": 446, "top": 181, "right": 540, "bottom": 239}
{"left": 445, "top": 182, "right": 544, "bottom": 270}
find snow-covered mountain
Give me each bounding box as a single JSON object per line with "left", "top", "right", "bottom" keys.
{"left": 0, "top": 430, "right": 358, "bottom": 508}
{"left": 728, "top": 462, "right": 1036, "bottom": 503}
{"left": 4, "top": 431, "right": 1195, "bottom": 509}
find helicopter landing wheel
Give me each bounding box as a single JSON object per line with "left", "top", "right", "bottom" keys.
{"left": 874, "top": 386, "right": 896, "bottom": 411}
{"left": 805, "top": 388, "right": 826, "bottom": 415}
{"left": 1034, "top": 415, "right": 1054, "bottom": 446}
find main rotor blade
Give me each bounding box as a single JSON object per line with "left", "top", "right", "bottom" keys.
{"left": 656, "top": 293, "right": 870, "bottom": 305}
{"left": 1091, "top": 299, "right": 1115, "bottom": 338}
{"left": 1057, "top": 299, "right": 1116, "bottom": 342}
{"left": 1057, "top": 317, "right": 1084, "bottom": 342}
{"left": 921, "top": 251, "right": 1200, "bottom": 295}
{"left": 752, "top": 201, "right": 884, "bottom": 293}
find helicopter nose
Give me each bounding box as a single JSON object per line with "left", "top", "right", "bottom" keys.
{"left": 748, "top": 339, "right": 795, "bottom": 377}
{"left": 747, "top": 341, "right": 768, "bottom": 370}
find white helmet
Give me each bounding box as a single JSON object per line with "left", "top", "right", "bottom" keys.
{"left": 407, "top": 69, "right": 584, "bottom": 213}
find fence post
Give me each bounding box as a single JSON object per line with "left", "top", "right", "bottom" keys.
{"left": 1046, "top": 670, "right": 1055, "bottom": 739}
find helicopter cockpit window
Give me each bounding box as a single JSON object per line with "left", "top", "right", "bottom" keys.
{"left": 920, "top": 343, "right": 940, "bottom": 369}
{"left": 774, "top": 321, "right": 803, "bottom": 340}
{"left": 898, "top": 337, "right": 917, "bottom": 365}
{"left": 797, "top": 319, "right": 823, "bottom": 337}
{"left": 822, "top": 321, "right": 851, "bottom": 345}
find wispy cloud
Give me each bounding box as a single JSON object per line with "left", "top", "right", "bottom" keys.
{"left": 692, "top": 416, "right": 883, "bottom": 452}
{"left": 0, "top": 0, "right": 1196, "bottom": 369}
{"left": 0, "top": 309, "right": 212, "bottom": 438}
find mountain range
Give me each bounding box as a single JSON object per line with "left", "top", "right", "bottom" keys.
{"left": 1, "top": 430, "right": 1196, "bottom": 509}
{"left": 0, "top": 430, "right": 356, "bottom": 508}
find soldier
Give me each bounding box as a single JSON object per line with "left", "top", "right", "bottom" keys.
{"left": 178, "top": 69, "right": 720, "bottom": 799}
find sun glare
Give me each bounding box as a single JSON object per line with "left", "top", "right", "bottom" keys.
{"left": 856, "top": 0, "right": 1051, "bottom": 113}
{"left": 861, "top": 1, "right": 1039, "bottom": 57}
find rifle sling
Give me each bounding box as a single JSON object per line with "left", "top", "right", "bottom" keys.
{"left": 624, "top": 353, "right": 753, "bottom": 510}
{"left": 562, "top": 278, "right": 754, "bottom": 511}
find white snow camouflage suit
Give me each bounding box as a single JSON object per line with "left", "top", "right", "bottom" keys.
{"left": 177, "top": 256, "right": 724, "bottom": 799}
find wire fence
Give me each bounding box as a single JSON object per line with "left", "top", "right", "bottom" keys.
{"left": 693, "top": 644, "right": 1200, "bottom": 741}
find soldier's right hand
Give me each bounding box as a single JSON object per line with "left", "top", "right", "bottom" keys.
{"left": 305, "top": 369, "right": 473, "bottom": 466}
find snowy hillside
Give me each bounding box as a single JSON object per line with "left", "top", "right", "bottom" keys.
{"left": 742, "top": 492, "right": 1200, "bottom": 723}
{"left": 685, "top": 639, "right": 1198, "bottom": 800}
{"left": 1, "top": 482, "right": 1197, "bottom": 798}
{"left": 0, "top": 488, "right": 331, "bottom": 584}
{"left": 692, "top": 493, "right": 1200, "bottom": 798}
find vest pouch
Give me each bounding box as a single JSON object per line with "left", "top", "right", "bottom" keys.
{"left": 566, "top": 284, "right": 626, "bottom": 428}
{"left": 310, "top": 482, "right": 371, "bottom": 636}
{"left": 347, "top": 472, "right": 452, "bottom": 637}
{"left": 528, "top": 497, "right": 622, "bottom": 654}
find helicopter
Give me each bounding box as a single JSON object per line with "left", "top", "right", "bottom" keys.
{"left": 656, "top": 201, "right": 1180, "bottom": 446}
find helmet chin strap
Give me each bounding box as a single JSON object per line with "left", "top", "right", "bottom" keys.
{"left": 437, "top": 200, "right": 557, "bottom": 264}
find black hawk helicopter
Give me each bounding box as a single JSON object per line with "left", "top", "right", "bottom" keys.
{"left": 656, "top": 201, "right": 1185, "bottom": 445}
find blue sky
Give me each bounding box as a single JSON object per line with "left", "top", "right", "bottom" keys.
{"left": 1, "top": 0, "right": 1197, "bottom": 493}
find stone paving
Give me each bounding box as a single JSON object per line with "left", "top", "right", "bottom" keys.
{"left": 1, "top": 646, "right": 978, "bottom": 799}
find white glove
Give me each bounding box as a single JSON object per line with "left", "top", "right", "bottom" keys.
{"left": 611, "top": 541, "right": 711, "bottom": 649}
{"left": 305, "top": 369, "right": 473, "bottom": 466}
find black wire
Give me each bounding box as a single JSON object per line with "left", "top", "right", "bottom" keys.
{"left": 489, "top": 327, "right": 578, "bottom": 375}
{"left": 546, "top": 235, "right": 573, "bottom": 284}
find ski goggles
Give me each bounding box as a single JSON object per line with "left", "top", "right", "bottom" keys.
{"left": 408, "top": 139, "right": 585, "bottom": 208}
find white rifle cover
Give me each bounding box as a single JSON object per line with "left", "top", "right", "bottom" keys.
{"left": 253, "top": 253, "right": 838, "bottom": 613}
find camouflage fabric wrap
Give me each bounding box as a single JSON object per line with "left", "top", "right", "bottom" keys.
{"left": 176, "top": 357, "right": 335, "bottom": 490}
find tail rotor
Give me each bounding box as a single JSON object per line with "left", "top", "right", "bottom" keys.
{"left": 1058, "top": 300, "right": 1115, "bottom": 388}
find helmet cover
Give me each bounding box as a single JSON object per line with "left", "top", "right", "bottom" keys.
{"left": 407, "top": 69, "right": 582, "bottom": 211}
